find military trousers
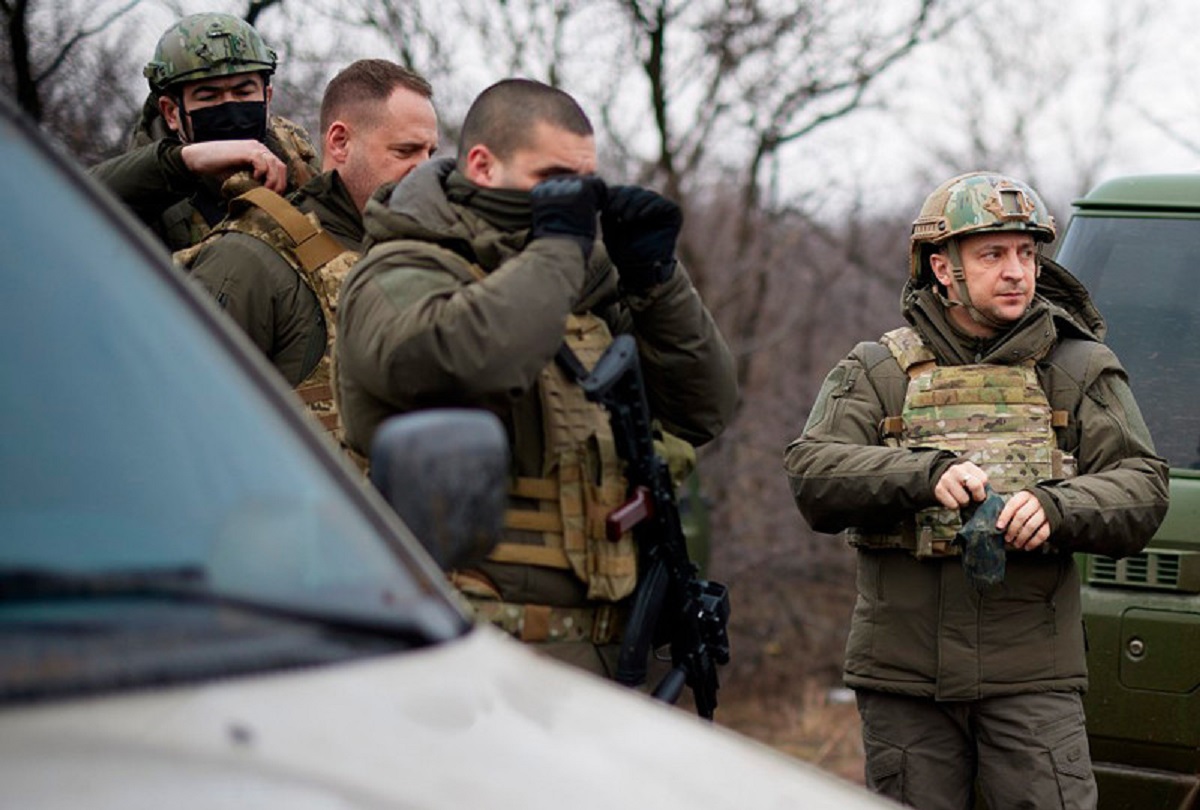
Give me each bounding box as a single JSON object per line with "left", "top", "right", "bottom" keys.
{"left": 855, "top": 688, "right": 1097, "bottom": 810}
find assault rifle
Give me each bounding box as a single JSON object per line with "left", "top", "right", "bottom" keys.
{"left": 565, "top": 334, "right": 731, "bottom": 720}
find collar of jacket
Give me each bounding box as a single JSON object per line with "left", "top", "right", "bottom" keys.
{"left": 295, "top": 170, "right": 365, "bottom": 250}
{"left": 902, "top": 286, "right": 1057, "bottom": 365}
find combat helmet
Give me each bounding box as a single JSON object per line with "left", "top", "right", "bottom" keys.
{"left": 910, "top": 172, "right": 1056, "bottom": 326}
{"left": 144, "top": 12, "right": 276, "bottom": 95}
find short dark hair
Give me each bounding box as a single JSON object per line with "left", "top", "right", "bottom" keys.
{"left": 319, "top": 59, "right": 433, "bottom": 134}
{"left": 457, "top": 78, "right": 592, "bottom": 167}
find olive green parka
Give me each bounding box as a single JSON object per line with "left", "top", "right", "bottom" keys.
{"left": 337, "top": 158, "right": 738, "bottom": 606}
{"left": 784, "top": 258, "right": 1169, "bottom": 700}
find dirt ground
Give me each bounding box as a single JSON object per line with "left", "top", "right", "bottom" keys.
{"left": 718, "top": 680, "right": 866, "bottom": 786}
{"left": 684, "top": 570, "right": 869, "bottom": 787}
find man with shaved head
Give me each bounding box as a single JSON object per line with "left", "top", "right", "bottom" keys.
{"left": 336, "top": 78, "right": 737, "bottom": 679}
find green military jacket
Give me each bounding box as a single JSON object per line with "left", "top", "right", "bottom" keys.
{"left": 337, "top": 157, "right": 738, "bottom": 606}
{"left": 90, "top": 113, "right": 319, "bottom": 252}
{"left": 187, "top": 171, "right": 364, "bottom": 386}
{"left": 785, "top": 259, "right": 1169, "bottom": 700}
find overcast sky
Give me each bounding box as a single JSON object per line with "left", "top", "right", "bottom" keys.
{"left": 784, "top": 0, "right": 1200, "bottom": 217}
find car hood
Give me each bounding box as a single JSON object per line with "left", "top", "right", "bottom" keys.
{"left": 0, "top": 627, "right": 887, "bottom": 809}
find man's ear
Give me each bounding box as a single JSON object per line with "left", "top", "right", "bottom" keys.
{"left": 463, "top": 144, "right": 496, "bottom": 187}
{"left": 158, "top": 95, "right": 182, "bottom": 134}
{"left": 928, "top": 250, "right": 953, "bottom": 287}
{"left": 325, "top": 121, "right": 350, "bottom": 164}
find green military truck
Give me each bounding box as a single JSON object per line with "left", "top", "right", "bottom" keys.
{"left": 1054, "top": 174, "right": 1200, "bottom": 810}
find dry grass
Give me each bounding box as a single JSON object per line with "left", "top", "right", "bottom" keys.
{"left": 700, "top": 561, "right": 868, "bottom": 786}
{"left": 718, "top": 679, "right": 865, "bottom": 785}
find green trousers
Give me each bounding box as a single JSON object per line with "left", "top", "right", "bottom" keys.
{"left": 856, "top": 689, "right": 1097, "bottom": 810}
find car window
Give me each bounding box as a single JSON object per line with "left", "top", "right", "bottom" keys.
{"left": 1057, "top": 216, "right": 1200, "bottom": 469}
{"left": 0, "top": 110, "right": 453, "bottom": 642}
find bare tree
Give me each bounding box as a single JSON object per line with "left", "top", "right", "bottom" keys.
{"left": 1, "top": 0, "right": 139, "bottom": 122}
{"left": 907, "top": 0, "right": 1151, "bottom": 210}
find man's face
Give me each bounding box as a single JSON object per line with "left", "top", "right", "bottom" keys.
{"left": 336, "top": 86, "right": 439, "bottom": 213}
{"left": 931, "top": 231, "right": 1039, "bottom": 337}
{"left": 468, "top": 120, "right": 597, "bottom": 191}
{"left": 159, "top": 72, "right": 270, "bottom": 137}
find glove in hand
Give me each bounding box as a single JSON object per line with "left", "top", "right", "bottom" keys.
{"left": 955, "top": 484, "right": 1007, "bottom": 590}
{"left": 530, "top": 175, "right": 607, "bottom": 260}
{"left": 601, "top": 185, "right": 682, "bottom": 291}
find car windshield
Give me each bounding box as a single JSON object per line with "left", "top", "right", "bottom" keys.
{"left": 1057, "top": 216, "right": 1200, "bottom": 470}
{"left": 0, "top": 106, "right": 461, "bottom": 698}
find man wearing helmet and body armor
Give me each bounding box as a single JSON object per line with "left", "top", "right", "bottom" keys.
{"left": 177, "top": 59, "right": 438, "bottom": 438}
{"left": 91, "top": 12, "right": 320, "bottom": 251}
{"left": 784, "top": 172, "right": 1169, "bottom": 810}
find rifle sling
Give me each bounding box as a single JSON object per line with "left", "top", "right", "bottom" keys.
{"left": 237, "top": 186, "right": 345, "bottom": 272}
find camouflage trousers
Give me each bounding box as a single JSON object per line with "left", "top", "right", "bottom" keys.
{"left": 855, "top": 689, "right": 1097, "bottom": 810}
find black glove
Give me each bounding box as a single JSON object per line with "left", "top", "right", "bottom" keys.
{"left": 530, "top": 175, "right": 607, "bottom": 260}
{"left": 955, "top": 484, "right": 1008, "bottom": 590}
{"left": 601, "top": 185, "right": 682, "bottom": 292}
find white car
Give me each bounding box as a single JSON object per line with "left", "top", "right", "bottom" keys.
{"left": 0, "top": 93, "right": 892, "bottom": 810}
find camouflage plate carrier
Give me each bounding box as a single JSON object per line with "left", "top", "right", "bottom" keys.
{"left": 850, "top": 325, "right": 1076, "bottom": 557}
{"left": 175, "top": 183, "right": 358, "bottom": 439}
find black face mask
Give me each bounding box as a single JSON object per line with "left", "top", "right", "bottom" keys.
{"left": 186, "top": 100, "right": 268, "bottom": 143}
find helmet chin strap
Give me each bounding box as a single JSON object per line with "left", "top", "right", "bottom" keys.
{"left": 943, "top": 239, "right": 1009, "bottom": 329}
{"left": 169, "top": 92, "right": 196, "bottom": 144}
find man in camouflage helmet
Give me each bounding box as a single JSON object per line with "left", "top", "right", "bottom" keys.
{"left": 90, "top": 12, "right": 320, "bottom": 251}
{"left": 336, "top": 78, "right": 737, "bottom": 677}
{"left": 181, "top": 59, "right": 438, "bottom": 434}
{"left": 784, "top": 172, "right": 1169, "bottom": 810}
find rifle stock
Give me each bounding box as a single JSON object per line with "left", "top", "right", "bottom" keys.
{"left": 578, "top": 334, "right": 731, "bottom": 720}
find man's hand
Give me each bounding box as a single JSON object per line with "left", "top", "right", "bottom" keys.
{"left": 601, "top": 185, "right": 682, "bottom": 292}
{"left": 180, "top": 140, "right": 287, "bottom": 193}
{"left": 996, "top": 490, "right": 1050, "bottom": 551}
{"left": 934, "top": 462, "right": 988, "bottom": 510}
{"left": 937, "top": 463, "right": 1050, "bottom": 551}
{"left": 530, "top": 175, "right": 607, "bottom": 260}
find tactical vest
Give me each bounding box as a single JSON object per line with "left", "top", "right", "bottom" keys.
{"left": 484, "top": 312, "right": 639, "bottom": 603}
{"left": 850, "top": 326, "right": 1076, "bottom": 558}
{"left": 175, "top": 186, "right": 359, "bottom": 438}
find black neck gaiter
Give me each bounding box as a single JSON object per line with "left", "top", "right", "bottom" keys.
{"left": 445, "top": 170, "right": 532, "bottom": 232}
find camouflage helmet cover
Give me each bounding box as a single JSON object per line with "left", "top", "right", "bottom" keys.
{"left": 909, "top": 172, "right": 1057, "bottom": 280}
{"left": 144, "top": 12, "right": 277, "bottom": 94}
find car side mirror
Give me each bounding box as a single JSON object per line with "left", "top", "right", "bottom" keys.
{"left": 369, "top": 409, "right": 508, "bottom": 571}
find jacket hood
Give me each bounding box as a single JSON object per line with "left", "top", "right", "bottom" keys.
{"left": 1036, "top": 255, "right": 1106, "bottom": 341}
{"left": 362, "top": 157, "right": 460, "bottom": 246}
{"left": 362, "top": 157, "right": 530, "bottom": 271}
